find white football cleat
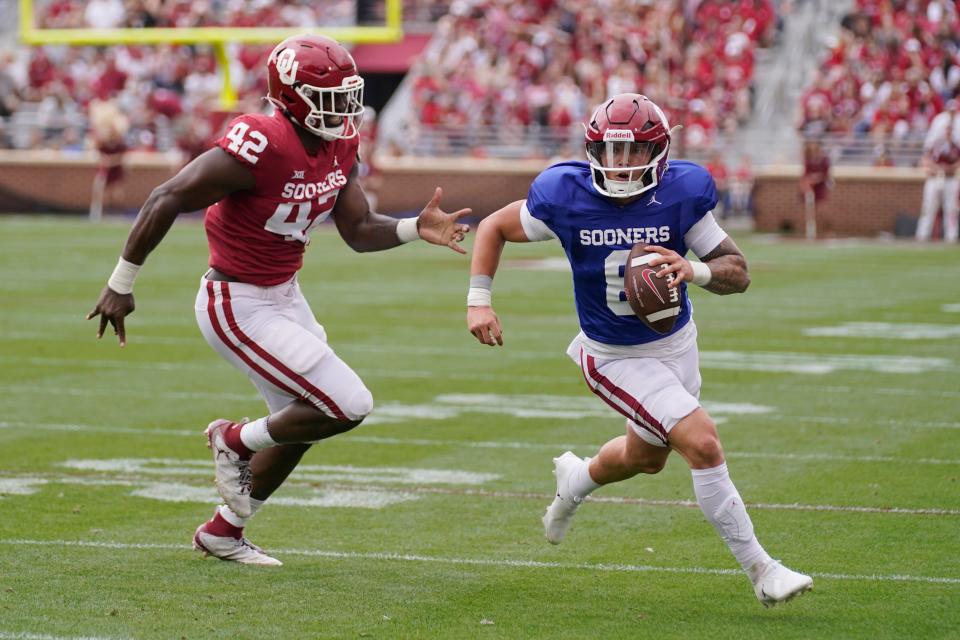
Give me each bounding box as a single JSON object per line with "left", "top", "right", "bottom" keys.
{"left": 752, "top": 560, "right": 813, "bottom": 607}
{"left": 193, "top": 523, "right": 282, "bottom": 567}
{"left": 205, "top": 419, "right": 253, "bottom": 518}
{"left": 542, "top": 451, "right": 586, "bottom": 545}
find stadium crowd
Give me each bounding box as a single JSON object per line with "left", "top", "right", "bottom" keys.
{"left": 0, "top": 0, "right": 365, "bottom": 155}
{"left": 36, "top": 0, "right": 355, "bottom": 29}
{"left": 797, "top": 0, "right": 960, "bottom": 145}
{"left": 1, "top": 0, "right": 778, "bottom": 158}
{"left": 404, "top": 0, "right": 777, "bottom": 156}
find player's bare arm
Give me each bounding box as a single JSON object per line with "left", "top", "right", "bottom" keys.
{"left": 644, "top": 236, "right": 749, "bottom": 295}
{"left": 466, "top": 199, "right": 529, "bottom": 346}
{"left": 333, "top": 166, "right": 471, "bottom": 253}
{"left": 86, "top": 148, "right": 255, "bottom": 346}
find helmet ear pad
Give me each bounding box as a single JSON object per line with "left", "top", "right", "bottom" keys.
{"left": 583, "top": 93, "right": 672, "bottom": 198}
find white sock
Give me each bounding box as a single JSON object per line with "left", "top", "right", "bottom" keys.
{"left": 567, "top": 456, "right": 601, "bottom": 499}
{"left": 218, "top": 498, "right": 265, "bottom": 529}
{"left": 691, "top": 463, "right": 771, "bottom": 578}
{"left": 240, "top": 417, "right": 278, "bottom": 452}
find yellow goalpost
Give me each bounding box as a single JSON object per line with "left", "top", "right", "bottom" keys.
{"left": 18, "top": 0, "right": 404, "bottom": 108}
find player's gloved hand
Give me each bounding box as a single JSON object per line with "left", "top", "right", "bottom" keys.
{"left": 467, "top": 306, "right": 503, "bottom": 346}
{"left": 417, "top": 187, "right": 472, "bottom": 254}
{"left": 86, "top": 286, "right": 135, "bottom": 347}
{"left": 643, "top": 245, "right": 692, "bottom": 289}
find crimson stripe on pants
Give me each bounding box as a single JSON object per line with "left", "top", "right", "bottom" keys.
{"left": 205, "top": 280, "right": 303, "bottom": 402}
{"left": 205, "top": 280, "right": 347, "bottom": 420}
{"left": 582, "top": 351, "right": 668, "bottom": 444}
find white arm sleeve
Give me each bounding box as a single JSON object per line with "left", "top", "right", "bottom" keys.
{"left": 684, "top": 212, "right": 728, "bottom": 258}
{"left": 519, "top": 200, "right": 558, "bottom": 242}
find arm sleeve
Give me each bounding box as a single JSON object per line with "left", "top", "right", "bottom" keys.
{"left": 684, "top": 212, "right": 728, "bottom": 258}
{"left": 519, "top": 200, "right": 558, "bottom": 242}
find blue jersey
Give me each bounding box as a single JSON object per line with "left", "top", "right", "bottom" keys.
{"left": 526, "top": 160, "right": 719, "bottom": 346}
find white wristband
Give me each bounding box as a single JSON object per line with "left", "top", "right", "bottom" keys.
{"left": 467, "top": 287, "right": 492, "bottom": 307}
{"left": 467, "top": 275, "right": 493, "bottom": 307}
{"left": 107, "top": 257, "right": 141, "bottom": 294}
{"left": 396, "top": 216, "right": 420, "bottom": 243}
{"left": 690, "top": 261, "right": 712, "bottom": 287}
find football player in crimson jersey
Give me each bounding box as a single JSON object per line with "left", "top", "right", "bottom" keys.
{"left": 466, "top": 94, "right": 812, "bottom": 606}
{"left": 86, "top": 34, "right": 470, "bottom": 566}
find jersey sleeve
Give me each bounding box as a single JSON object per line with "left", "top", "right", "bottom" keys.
{"left": 522, "top": 173, "right": 563, "bottom": 241}
{"left": 695, "top": 171, "right": 720, "bottom": 216}
{"left": 519, "top": 200, "right": 558, "bottom": 242}
{"left": 684, "top": 212, "right": 728, "bottom": 258}
{"left": 216, "top": 114, "right": 276, "bottom": 173}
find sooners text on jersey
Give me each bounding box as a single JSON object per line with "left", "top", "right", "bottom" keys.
{"left": 205, "top": 110, "right": 358, "bottom": 286}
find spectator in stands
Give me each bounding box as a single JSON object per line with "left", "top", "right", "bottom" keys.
{"left": 84, "top": 0, "right": 126, "bottom": 28}
{"left": 800, "top": 139, "right": 832, "bottom": 239}
{"left": 916, "top": 99, "right": 960, "bottom": 242}
{"left": 88, "top": 98, "right": 129, "bottom": 221}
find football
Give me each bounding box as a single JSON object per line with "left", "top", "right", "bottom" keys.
{"left": 623, "top": 245, "right": 681, "bottom": 334}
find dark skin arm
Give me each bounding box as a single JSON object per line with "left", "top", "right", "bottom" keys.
{"left": 645, "top": 236, "right": 750, "bottom": 295}
{"left": 86, "top": 147, "right": 256, "bottom": 346}
{"left": 333, "top": 165, "right": 471, "bottom": 253}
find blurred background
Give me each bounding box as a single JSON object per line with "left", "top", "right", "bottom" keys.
{"left": 1, "top": 0, "right": 959, "bottom": 238}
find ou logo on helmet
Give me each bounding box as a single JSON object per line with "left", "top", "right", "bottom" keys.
{"left": 276, "top": 48, "right": 299, "bottom": 86}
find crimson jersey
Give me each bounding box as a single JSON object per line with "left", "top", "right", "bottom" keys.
{"left": 205, "top": 110, "right": 359, "bottom": 286}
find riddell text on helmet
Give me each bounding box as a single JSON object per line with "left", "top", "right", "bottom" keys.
{"left": 579, "top": 226, "right": 671, "bottom": 246}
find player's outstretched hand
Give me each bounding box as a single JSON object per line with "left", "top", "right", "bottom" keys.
{"left": 417, "top": 187, "right": 471, "bottom": 254}
{"left": 86, "top": 286, "right": 135, "bottom": 347}
{"left": 467, "top": 306, "right": 503, "bottom": 346}
{"left": 643, "top": 245, "right": 692, "bottom": 289}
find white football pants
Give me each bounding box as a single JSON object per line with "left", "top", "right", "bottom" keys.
{"left": 917, "top": 173, "right": 960, "bottom": 242}
{"left": 571, "top": 340, "right": 701, "bottom": 448}
{"left": 195, "top": 275, "right": 373, "bottom": 420}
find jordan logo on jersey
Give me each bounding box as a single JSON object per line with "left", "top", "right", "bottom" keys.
{"left": 647, "top": 193, "right": 661, "bottom": 206}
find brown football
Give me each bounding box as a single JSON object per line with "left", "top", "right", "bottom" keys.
{"left": 623, "top": 245, "right": 681, "bottom": 334}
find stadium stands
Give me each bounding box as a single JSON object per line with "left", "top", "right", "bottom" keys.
{"left": 395, "top": 0, "right": 777, "bottom": 158}
{"left": 796, "top": 0, "right": 959, "bottom": 166}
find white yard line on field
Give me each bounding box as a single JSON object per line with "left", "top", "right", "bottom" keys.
{"left": 4, "top": 381, "right": 958, "bottom": 401}
{"left": 0, "top": 634, "right": 125, "bottom": 640}
{"left": 1, "top": 539, "right": 958, "bottom": 585}
{"left": 803, "top": 322, "right": 960, "bottom": 340}
{"left": 2, "top": 421, "right": 959, "bottom": 465}
{"left": 3, "top": 470, "right": 958, "bottom": 517}
{"left": 2, "top": 351, "right": 958, "bottom": 376}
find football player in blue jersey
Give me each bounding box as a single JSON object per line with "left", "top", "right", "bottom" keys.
{"left": 466, "top": 93, "right": 812, "bottom": 606}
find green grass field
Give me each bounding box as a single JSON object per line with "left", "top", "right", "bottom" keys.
{"left": 1, "top": 216, "right": 958, "bottom": 640}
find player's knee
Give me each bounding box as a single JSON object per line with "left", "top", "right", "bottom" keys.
{"left": 341, "top": 386, "right": 374, "bottom": 422}
{"left": 691, "top": 430, "right": 724, "bottom": 466}
{"left": 680, "top": 414, "right": 724, "bottom": 467}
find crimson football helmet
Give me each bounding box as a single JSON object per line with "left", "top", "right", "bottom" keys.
{"left": 584, "top": 94, "right": 672, "bottom": 198}
{"left": 266, "top": 34, "right": 364, "bottom": 141}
